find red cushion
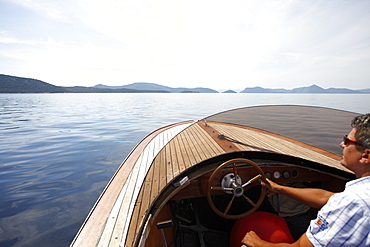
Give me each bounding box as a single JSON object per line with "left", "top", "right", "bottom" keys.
{"left": 230, "top": 212, "right": 294, "bottom": 247}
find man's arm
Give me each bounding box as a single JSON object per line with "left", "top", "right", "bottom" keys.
{"left": 242, "top": 231, "right": 314, "bottom": 247}
{"left": 263, "top": 179, "right": 334, "bottom": 209}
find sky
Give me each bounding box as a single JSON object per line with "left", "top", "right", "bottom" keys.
{"left": 0, "top": 0, "right": 369, "bottom": 91}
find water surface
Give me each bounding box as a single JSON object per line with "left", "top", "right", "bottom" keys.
{"left": 0, "top": 93, "right": 369, "bottom": 246}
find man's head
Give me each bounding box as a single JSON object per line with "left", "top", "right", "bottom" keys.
{"left": 340, "top": 113, "right": 370, "bottom": 177}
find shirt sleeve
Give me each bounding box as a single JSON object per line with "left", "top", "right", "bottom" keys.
{"left": 306, "top": 193, "right": 370, "bottom": 246}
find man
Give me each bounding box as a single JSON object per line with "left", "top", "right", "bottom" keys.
{"left": 242, "top": 113, "right": 370, "bottom": 247}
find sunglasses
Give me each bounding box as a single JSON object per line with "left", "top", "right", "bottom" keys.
{"left": 343, "top": 135, "right": 363, "bottom": 147}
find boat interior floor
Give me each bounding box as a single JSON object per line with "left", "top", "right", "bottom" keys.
{"left": 168, "top": 196, "right": 311, "bottom": 247}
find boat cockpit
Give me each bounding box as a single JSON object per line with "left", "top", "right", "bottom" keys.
{"left": 141, "top": 151, "right": 354, "bottom": 247}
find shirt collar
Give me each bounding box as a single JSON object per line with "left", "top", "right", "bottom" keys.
{"left": 346, "top": 176, "right": 370, "bottom": 188}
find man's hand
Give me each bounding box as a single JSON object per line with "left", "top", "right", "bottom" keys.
{"left": 261, "top": 178, "right": 282, "bottom": 197}
{"left": 242, "top": 231, "right": 314, "bottom": 247}
{"left": 262, "top": 178, "right": 333, "bottom": 209}
{"left": 242, "top": 231, "right": 268, "bottom": 247}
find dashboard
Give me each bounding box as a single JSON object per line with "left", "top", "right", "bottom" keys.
{"left": 171, "top": 162, "right": 347, "bottom": 201}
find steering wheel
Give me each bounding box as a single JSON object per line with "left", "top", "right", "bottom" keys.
{"left": 206, "top": 158, "right": 267, "bottom": 219}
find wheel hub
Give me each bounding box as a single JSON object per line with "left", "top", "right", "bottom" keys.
{"left": 221, "top": 173, "right": 244, "bottom": 197}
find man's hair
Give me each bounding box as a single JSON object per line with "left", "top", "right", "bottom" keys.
{"left": 352, "top": 113, "right": 370, "bottom": 149}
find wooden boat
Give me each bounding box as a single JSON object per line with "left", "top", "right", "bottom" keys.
{"left": 71, "top": 105, "right": 357, "bottom": 247}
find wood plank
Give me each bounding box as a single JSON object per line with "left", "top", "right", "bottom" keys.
{"left": 179, "top": 126, "right": 202, "bottom": 165}
{"left": 176, "top": 130, "right": 194, "bottom": 169}
{"left": 170, "top": 132, "right": 181, "bottom": 178}
{"left": 177, "top": 127, "right": 199, "bottom": 167}
{"left": 151, "top": 147, "right": 161, "bottom": 202}
{"left": 141, "top": 156, "right": 155, "bottom": 213}
{"left": 158, "top": 147, "right": 168, "bottom": 197}
{"left": 172, "top": 133, "right": 185, "bottom": 176}
{"left": 173, "top": 130, "right": 189, "bottom": 170}
{"left": 186, "top": 124, "right": 210, "bottom": 161}
{"left": 165, "top": 143, "right": 174, "bottom": 183}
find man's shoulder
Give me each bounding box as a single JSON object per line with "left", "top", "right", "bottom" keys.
{"left": 337, "top": 182, "right": 370, "bottom": 208}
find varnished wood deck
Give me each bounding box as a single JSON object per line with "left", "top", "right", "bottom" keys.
{"left": 71, "top": 118, "right": 351, "bottom": 247}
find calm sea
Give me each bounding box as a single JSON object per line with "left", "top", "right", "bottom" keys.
{"left": 0, "top": 93, "right": 369, "bottom": 247}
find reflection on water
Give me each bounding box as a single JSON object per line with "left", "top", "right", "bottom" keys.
{"left": 0, "top": 93, "right": 368, "bottom": 246}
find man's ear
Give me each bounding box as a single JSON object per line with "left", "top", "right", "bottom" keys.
{"left": 361, "top": 149, "right": 370, "bottom": 164}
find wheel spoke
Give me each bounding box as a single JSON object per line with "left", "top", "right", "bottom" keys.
{"left": 242, "top": 174, "right": 262, "bottom": 188}
{"left": 233, "top": 163, "right": 238, "bottom": 177}
{"left": 242, "top": 194, "right": 256, "bottom": 207}
{"left": 224, "top": 195, "right": 236, "bottom": 215}
{"left": 211, "top": 186, "right": 233, "bottom": 192}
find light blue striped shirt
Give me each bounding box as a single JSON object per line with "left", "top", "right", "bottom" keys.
{"left": 307, "top": 176, "right": 370, "bottom": 246}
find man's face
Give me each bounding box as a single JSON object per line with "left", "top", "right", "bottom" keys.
{"left": 340, "top": 128, "right": 364, "bottom": 175}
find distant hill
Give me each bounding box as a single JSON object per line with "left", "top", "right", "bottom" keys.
{"left": 291, "top": 84, "right": 327, "bottom": 93}
{"left": 94, "top": 82, "right": 219, "bottom": 93}
{"left": 0, "top": 74, "right": 216, "bottom": 93}
{"left": 222, "top": 90, "right": 237, "bottom": 93}
{"left": 0, "top": 74, "right": 67, "bottom": 93}
{"left": 1, "top": 74, "right": 369, "bottom": 94}
{"left": 240, "top": 84, "right": 369, "bottom": 94}
{"left": 240, "top": 86, "right": 288, "bottom": 93}
{"left": 0, "top": 75, "right": 163, "bottom": 93}
{"left": 63, "top": 86, "right": 162, "bottom": 93}
{"left": 326, "top": 87, "right": 359, "bottom": 93}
